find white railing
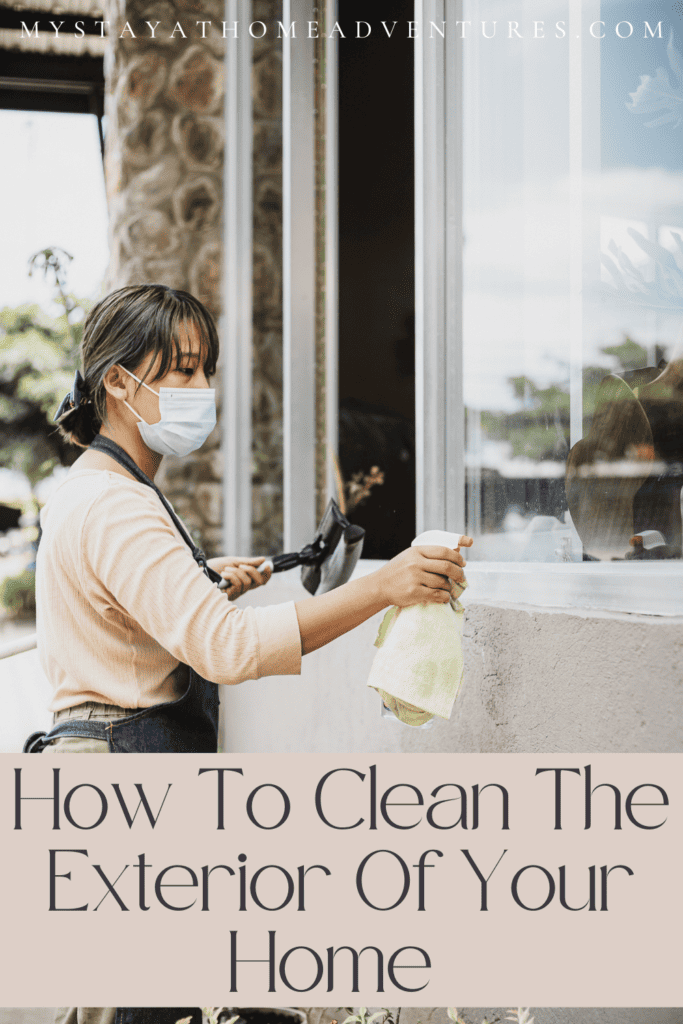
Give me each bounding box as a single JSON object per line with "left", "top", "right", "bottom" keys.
{"left": 0, "top": 633, "right": 37, "bottom": 659}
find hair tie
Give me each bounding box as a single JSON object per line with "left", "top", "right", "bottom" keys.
{"left": 54, "top": 369, "right": 90, "bottom": 423}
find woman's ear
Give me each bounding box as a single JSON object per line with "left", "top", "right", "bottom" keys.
{"left": 102, "top": 364, "right": 131, "bottom": 402}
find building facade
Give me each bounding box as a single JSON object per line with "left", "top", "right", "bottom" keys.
{"left": 34, "top": 0, "right": 678, "bottom": 754}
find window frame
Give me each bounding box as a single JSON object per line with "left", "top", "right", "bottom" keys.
{"left": 415, "top": 0, "right": 683, "bottom": 616}
{"left": 222, "top": 0, "right": 253, "bottom": 556}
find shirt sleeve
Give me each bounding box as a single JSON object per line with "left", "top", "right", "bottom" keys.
{"left": 78, "top": 478, "right": 302, "bottom": 684}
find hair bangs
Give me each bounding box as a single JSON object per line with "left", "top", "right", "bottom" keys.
{"left": 142, "top": 291, "right": 219, "bottom": 385}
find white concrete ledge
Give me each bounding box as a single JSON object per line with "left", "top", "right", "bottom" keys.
{"left": 351, "top": 559, "right": 683, "bottom": 618}
{"left": 0, "top": 633, "right": 37, "bottom": 660}
{"left": 462, "top": 560, "right": 683, "bottom": 617}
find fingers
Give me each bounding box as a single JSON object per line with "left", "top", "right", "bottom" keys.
{"left": 380, "top": 545, "right": 469, "bottom": 608}
{"left": 421, "top": 557, "right": 467, "bottom": 579}
{"left": 413, "top": 547, "right": 467, "bottom": 602}
{"left": 257, "top": 561, "right": 273, "bottom": 583}
{"left": 211, "top": 554, "right": 270, "bottom": 571}
{"left": 221, "top": 566, "right": 253, "bottom": 598}
{"left": 421, "top": 584, "right": 452, "bottom": 603}
{"left": 414, "top": 555, "right": 467, "bottom": 593}
{"left": 243, "top": 559, "right": 272, "bottom": 586}
{"left": 220, "top": 559, "right": 272, "bottom": 598}
{"left": 414, "top": 544, "right": 468, "bottom": 568}
{"left": 240, "top": 562, "right": 269, "bottom": 587}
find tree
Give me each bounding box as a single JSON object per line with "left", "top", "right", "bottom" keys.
{"left": 0, "top": 249, "right": 90, "bottom": 500}
{"left": 479, "top": 337, "right": 652, "bottom": 462}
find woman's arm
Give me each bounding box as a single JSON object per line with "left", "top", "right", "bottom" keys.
{"left": 294, "top": 544, "right": 468, "bottom": 654}
{"left": 80, "top": 479, "right": 469, "bottom": 681}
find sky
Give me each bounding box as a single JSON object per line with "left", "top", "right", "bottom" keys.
{"left": 0, "top": 109, "right": 109, "bottom": 503}
{"left": 0, "top": 109, "right": 109, "bottom": 312}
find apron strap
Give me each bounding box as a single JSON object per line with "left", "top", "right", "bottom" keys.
{"left": 23, "top": 719, "right": 110, "bottom": 752}
{"left": 89, "top": 435, "right": 223, "bottom": 585}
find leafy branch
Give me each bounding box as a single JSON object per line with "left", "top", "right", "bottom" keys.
{"left": 27, "top": 247, "right": 77, "bottom": 343}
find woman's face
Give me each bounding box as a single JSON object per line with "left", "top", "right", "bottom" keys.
{"left": 129, "top": 321, "right": 211, "bottom": 426}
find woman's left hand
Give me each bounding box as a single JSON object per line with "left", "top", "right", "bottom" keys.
{"left": 206, "top": 555, "right": 272, "bottom": 601}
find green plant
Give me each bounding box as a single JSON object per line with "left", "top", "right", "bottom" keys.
{"left": 506, "top": 1012, "right": 535, "bottom": 1024}
{"left": 341, "top": 1011, "right": 395, "bottom": 1024}
{"left": 0, "top": 567, "right": 36, "bottom": 618}
{"left": 0, "top": 248, "right": 93, "bottom": 498}
{"left": 448, "top": 1011, "right": 495, "bottom": 1024}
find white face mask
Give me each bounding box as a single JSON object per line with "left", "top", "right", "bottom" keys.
{"left": 121, "top": 368, "right": 216, "bottom": 458}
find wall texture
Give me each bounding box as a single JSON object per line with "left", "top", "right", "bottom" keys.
{"left": 308, "top": 1009, "right": 683, "bottom": 1024}
{"left": 220, "top": 572, "right": 683, "bottom": 753}
{"left": 368, "top": 1013, "right": 681, "bottom": 1024}
{"left": 103, "top": 0, "right": 226, "bottom": 554}
{"left": 103, "top": 0, "right": 285, "bottom": 556}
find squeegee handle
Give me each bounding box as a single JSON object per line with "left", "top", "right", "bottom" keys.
{"left": 263, "top": 552, "right": 299, "bottom": 573}
{"left": 262, "top": 541, "right": 326, "bottom": 574}
{"left": 217, "top": 551, "right": 298, "bottom": 589}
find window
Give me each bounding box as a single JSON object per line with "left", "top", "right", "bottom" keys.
{"left": 337, "top": 0, "right": 416, "bottom": 558}
{"left": 461, "top": 0, "right": 683, "bottom": 570}
{"left": 277, "top": 0, "right": 683, "bottom": 611}
{"left": 414, "top": 0, "right": 683, "bottom": 612}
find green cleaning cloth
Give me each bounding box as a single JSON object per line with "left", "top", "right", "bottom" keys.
{"left": 368, "top": 530, "right": 467, "bottom": 726}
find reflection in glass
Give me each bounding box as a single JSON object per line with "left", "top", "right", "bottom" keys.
{"left": 462, "top": 0, "right": 683, "bottom": 562}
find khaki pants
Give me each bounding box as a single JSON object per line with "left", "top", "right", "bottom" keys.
{"left": 43, "top": 702, "right": 132, "bottom": 754}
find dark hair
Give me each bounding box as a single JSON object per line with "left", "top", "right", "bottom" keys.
{"left": 57, "top": 284, "right": 219, "bottom": 446}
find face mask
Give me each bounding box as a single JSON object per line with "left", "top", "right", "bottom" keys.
{"left": 121, "top": 368, "right": 216, "bottom": 458}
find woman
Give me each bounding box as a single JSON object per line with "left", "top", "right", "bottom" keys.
{"left": 29, "top": 283, "right": 466, "bottom": 755}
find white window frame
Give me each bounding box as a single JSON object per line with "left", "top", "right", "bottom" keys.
{"left": 282, "top": 0, "right": 338, "bottom": 550}
{"left": 222, "top": 0, "right": 253, "bottom": 556}
{"left": 282, "top": 0, "right": 317, "bottom": 552}
{"left": 224, "top": 0, "right": 337, "bottom": 555}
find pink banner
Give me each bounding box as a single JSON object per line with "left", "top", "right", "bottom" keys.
{"left": 1, "top": 753, "right": 680, "bottom": 1006}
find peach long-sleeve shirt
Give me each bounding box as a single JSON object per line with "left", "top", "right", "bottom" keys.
{"left": 36, "top": 470, "right": 302, "bottom": 712}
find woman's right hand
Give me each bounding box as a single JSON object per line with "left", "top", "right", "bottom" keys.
{"left": 373, "top": 542, "right": 470, "bottom": 608}
{"left": 207, "top": 555, "right": 272, "bottom": 601}
{"left": 294, "top": 537, "right": 473, "bottom": 656}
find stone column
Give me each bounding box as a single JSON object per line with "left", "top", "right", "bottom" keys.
{"left": 103, "top": 0, "right": 286, "bottom": 556}
{"left": 103, "top": 0, "right": 226, "bottom": 554}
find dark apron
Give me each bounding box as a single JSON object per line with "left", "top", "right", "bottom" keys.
{"left": 24, "top": 435, "right": 220, "bottom": 754}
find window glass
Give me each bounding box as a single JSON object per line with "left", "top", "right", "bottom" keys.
{"left": 337, "top": 0, "right": 415, "bottom": 558}
{"left": 462, "top": 0, "right": 683, "bottom": 564}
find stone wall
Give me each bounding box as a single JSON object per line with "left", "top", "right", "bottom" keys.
{"left": 103, "top": 0, "right": 285, "bottom": 556}
{"left": 103, "top": 0, "right": 225, "bottom": 554}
